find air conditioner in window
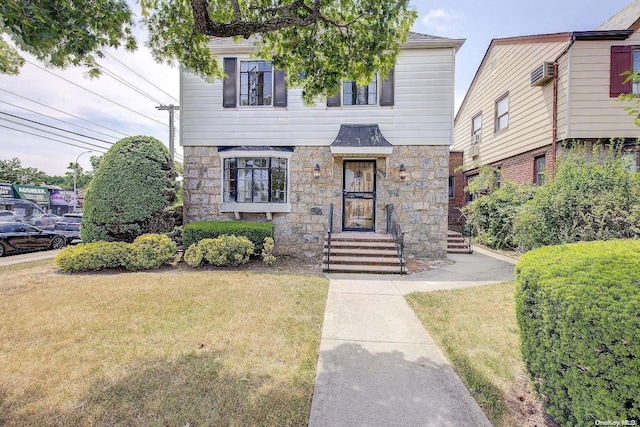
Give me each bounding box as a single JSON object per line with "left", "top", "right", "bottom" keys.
{"left": 530, "top": 62, "right": 555, "bottom": 86}
{"left": 470, "top": 134, "right": 481, "bottom": 144}
{"left": 468, "top": 144, "right": 480, "bottom": 158}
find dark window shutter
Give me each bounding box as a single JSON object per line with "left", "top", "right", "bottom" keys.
{"left": 223, "top": 57, "right": 237, "bottom": 108}
{"left": 273, "top": 69, "right": 287, "bottom": 107}
{"left": 380, "top": 67, "right": 395, "bottom": 106}
{"left": 610, "top": 45, "right": 632, "bottom": 97}
{"left": 326, "top": 91, "right": 341, "bottom": 107}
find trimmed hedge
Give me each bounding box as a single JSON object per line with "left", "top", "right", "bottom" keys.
{"left": 182, "top": 221, "right": 274, "bottom": 251}
{"left": 55, "top": 234, "right": 176, "bottom": 272}
{"left": 515, "top": 240, "right": 640, "bottom": 425}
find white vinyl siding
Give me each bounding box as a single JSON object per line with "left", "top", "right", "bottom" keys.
{"left": 182, "top": 48, "right": 457, "bottom": 147}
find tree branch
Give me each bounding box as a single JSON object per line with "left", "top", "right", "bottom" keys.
{"left": 191, "top": 0, "right": 322, "bottom": 38}
{"left": 231, "top": 0, "right": 242, "bottom": 21}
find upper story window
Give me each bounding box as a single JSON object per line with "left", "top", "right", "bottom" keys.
{"left": 240, "top": 61, "right": 273, "bottom": 106}
{"left": 343, "top": 80, "right": 377, "bottom": 105}
{"left": 223, "top": 58, "right": 287, "bottom": 108}
{"left": 535, "top": 155, "right": 546, "bottom": 185}
{"left": 223, "top": 157, "right": 288, "bottom": 203}
{"left": 472, "top": 113, "right": 482, "bottom": 142}
{"left": 327, "top": 68, "right": 395, "bottom": 107}
{"left": 633, "top": 50, "right": 640, "bottom": 94}
{"left": 495, "top": 93, "right": 509, "bottom": 132}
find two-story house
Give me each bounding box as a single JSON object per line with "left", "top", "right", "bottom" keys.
{"left": 451, "top": 0, "right": 640, "bottom": 207}
{"left": 181, "top": 32, "right": 464, "bottom": 259}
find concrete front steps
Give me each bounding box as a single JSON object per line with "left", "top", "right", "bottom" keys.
{"left": 323, "top": 232, "right": 404, "bottom": 274}
{"left": 447, "top": 230, "right": 472, "bottom": 254}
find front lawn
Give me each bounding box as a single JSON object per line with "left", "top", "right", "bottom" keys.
{"left": 0, "top": 261, "right": 328, "bottom": 426}
{"left": 406, "top": 282, "right": 555, "bottom": 427}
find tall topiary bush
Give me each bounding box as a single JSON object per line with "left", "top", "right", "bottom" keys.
{"left": 82, "top": 136, "right": 179, "bottom": 242}
{"left": 515, "top": 240, "right": 640, "bottom": 424}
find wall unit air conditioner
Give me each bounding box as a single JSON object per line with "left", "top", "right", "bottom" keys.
{"left": 530, "top": 62, "right": 554, "bottom": 86}
{"left": 470, "top": 133, "right": 481, "bottom": 144}
{"left": 468, "top": 144, "right": 480, "bottom": 158}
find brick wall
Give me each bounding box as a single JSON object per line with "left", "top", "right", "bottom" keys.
{"left": 448, "top": 150, "right": 465, "bottom": 209}
{"left": 499, "top": 145, "right": 554, "bottom": 184}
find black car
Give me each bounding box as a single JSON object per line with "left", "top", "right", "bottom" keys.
{"left": 0, "top": 222, "right": 67, "bottom": 256}
{"left": 53, "top": 213, "right": 82, "bottom": 242}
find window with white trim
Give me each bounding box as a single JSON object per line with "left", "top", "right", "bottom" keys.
{"left": 472, "top": 113, "right": 482, "bottom": 142}
{"left": 633, "top": 50, "right": 640, "bottom": 94}
{"left": 223, "top": 157, "right": 287, "bottom": 203}
{"left": 495, "top": 93, "right": 509, "bottom": 132}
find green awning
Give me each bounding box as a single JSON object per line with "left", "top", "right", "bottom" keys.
{"left": 13, "top": 184, "right": 50, "bottom": 204}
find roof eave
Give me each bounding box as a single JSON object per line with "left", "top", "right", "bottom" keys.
{"left": 571, "top": 30, "right": 634, "bottom": 41}
{"left": 402, "top": 38, "right": 466, "bottom": 52}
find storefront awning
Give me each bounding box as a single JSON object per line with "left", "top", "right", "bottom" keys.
{"left": 330, "top": 124, "right": 394, "bottom": 156}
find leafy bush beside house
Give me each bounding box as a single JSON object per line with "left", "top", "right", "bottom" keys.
{"left": 82, "top": 136, "right": 179, "bottom": 243}
{"left": 464, "top": 181, "right": 537, "bottom": 250}
{"left": 182, "top": 221, "right": 274, "bottom": 252}
{"left": 515, "top": 240, "right": 640, "bottom": 425}
{"left": 514, "top": 144, "right": 640, "bottom": 251}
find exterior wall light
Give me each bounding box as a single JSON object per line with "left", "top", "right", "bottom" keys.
{"left": 313, "top": 163, "right": 321, "bottom": 179}
{"left": 399, "top": 163, "right": 407, "bottom": 180}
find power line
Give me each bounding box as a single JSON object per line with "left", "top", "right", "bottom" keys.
{"left": 98, "top": 63, "right": 167, "bottom": 105}
{"left": 0, "top": 100, "right": 121, "bottom": 140}
{"left": 0, "top": 117, "right": 111, "bottom": 151}
{"left": 0, "top": 88, "right": 130, "bottom": 137}
{"left": 25, "top": 59, "right": 168, "bottom": 127}
{"left": 0, "top": 124, "right": 108, "bottom": 153}
{"left": 0, "top": 111, "right": 116, "bottom": 146}
{"left": 103, "top": 50, "right": 179, "bottom": 103}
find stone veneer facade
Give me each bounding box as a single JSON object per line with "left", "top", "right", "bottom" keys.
{"left": 183, "top": 145, "right": 449, "bottom": 259}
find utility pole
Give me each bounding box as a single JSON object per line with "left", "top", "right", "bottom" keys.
{"left": 156, "top": 104, "right": 179, "bottom": 160}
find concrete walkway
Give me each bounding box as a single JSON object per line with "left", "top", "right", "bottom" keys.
{"left": 308, "top": 251, "right": 516, "bottom": 427}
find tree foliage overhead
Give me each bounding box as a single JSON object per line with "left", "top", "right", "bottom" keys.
{"left": 82, "top": 135, "right": 178, "bottom": 243}
{"left": 1, "top": 0, "right": 416, "bottom": 101}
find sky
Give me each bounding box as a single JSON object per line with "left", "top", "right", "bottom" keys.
{"left": 0, "top": 0, "right": 634, "bottom": 177}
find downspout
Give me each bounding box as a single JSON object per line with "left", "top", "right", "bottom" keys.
{"left": 551, "top": 62, "right": 558, "bottom": 179}
{"left": 552, "top": 36, "right": 575, "bottom": 178}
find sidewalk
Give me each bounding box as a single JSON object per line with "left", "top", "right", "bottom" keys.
{"left": 308, "top": 251, "right": 515, "bottom": 426}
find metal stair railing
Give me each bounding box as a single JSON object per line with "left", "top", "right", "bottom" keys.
{"left": 325, "top": 203, "right": 333, "bottom": 272}
{"left": 447, "top": 207, "right": 473, "bottom": 253}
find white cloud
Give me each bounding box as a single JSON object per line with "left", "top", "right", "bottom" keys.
{"left": 420, "top": 8, "right": 459, "bottom": 35}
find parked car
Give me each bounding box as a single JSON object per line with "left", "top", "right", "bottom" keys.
{"left": 24, "top": 213, "right": 61, "bottom": 230}
{"left": 0, "top": 211, "right": 23, "bottom": 223}
{"left": 0, "top": 222, "right": 67, "bottom": 256}
{"left": 54, "top": 213, "right": 83, "bottom": 243}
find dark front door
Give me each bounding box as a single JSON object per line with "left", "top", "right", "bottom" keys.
{"left": 343, "top": 160, "right": 376, "bottom": 231}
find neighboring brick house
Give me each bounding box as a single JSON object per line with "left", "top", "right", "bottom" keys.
{"left": 451, "top": 0, "right": 640, "bottom": 205}
{"left": 181, "top": 33, "right": 465, "bottom": 258}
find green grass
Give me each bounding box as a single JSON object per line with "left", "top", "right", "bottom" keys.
{"left": 0, "top": 261, "right": 329, "bottom": 426}
{"left": 406, "top": 282, "right": 550, "bottom": 427}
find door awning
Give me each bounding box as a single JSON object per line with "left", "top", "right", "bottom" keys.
{"left": 330, "top": 124, "right": 393, "bottom": 156}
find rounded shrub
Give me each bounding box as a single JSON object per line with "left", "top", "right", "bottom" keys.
{"left": 183, "top": 241, "right": 204, "bottom": 267}
{"left": 123, "top": 233, "right": 176, "bottom": 271}
{"left": 82, "top": 135, "right": 179, "bottom": 243}
{"left": 202, "top": 235, "right": 254, "bottom": 267}
{"left": 55, "top": 241, "right": 130, "bottom": 272}
{"left": 515, "top": 240, "right": 640, "bottom": 424}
